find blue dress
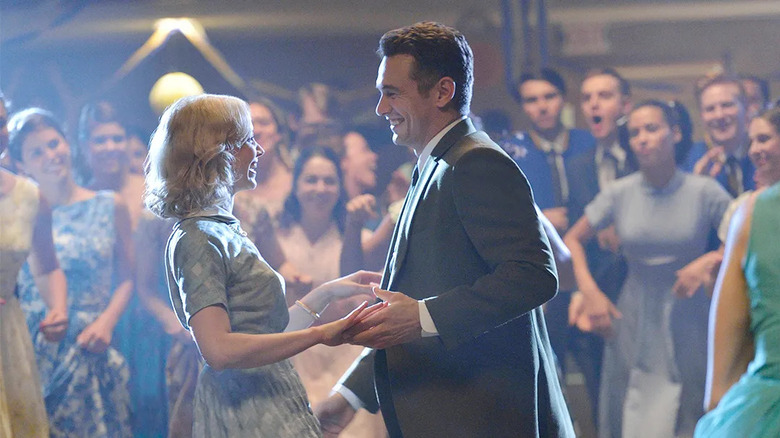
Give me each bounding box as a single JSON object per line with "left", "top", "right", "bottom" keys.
{"left": 695, "top": 182, "right": 780, "bottom": 437}
{"left": 585, "top": 170, "right": 731, "bottom": 437}
{"left": 165, "top": 211, "right": 320, "bottom": 438}
{"left": 18, "top": 192, "right": 132, "bottom": 438}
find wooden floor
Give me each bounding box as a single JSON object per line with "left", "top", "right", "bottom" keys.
{"left": 564, "top": 354, "right": 597, "bottom": 438}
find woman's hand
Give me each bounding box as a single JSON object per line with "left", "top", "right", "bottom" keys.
{"left": 76, "top": 317, "right": 114, "bottom": 353}
{"left": 345, "top": 194, "right": 378, "bottom": 229}
{"left": 596, "top": 225, "right": 622, "bottom": 254}
{"left": 315, "top": 300, "right": 387, "bottom": 346}
{"left": 576, "top": 287, "right": 622, "bottom": 338}
{"left": 672, "top": 251, "right": 723, "bottom": 298}
{"left": 40, "top": 308, "right": 68, "bottom": 342}
{"left": 162, "top": 316, "right": 193, "bottom": 344}
{"left": 320, "top": 270, "right": 382, "bottom": 301}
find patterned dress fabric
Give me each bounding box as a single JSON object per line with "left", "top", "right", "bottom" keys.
{"left": 165, "top": 212, "right": 320, "bottom": 438}
{"left": 585, "top": 170, "right": 731, "bottom": 438}
{"left": 18, "top": 191, "right": 131, "bottom": 438}
{"left": 695, "top": 182, "right": 780, "bottom": 437}
{"left": 0, "top": 175, "right": 49, "bottom": 438}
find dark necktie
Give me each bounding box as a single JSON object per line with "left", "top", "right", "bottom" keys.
{"left": 546, "top": 151, "right": 565, "bottom": 206}
{"left": 725, "top": 156, "right": 743, "bottom": 197}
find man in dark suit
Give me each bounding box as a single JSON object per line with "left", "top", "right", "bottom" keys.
{"left": 315, "top": 21, "right": 574, "bottom": 438}
{"left": 683, "top": 74, "right": 755, "bottom": 197}
{"left": 563, "top": 68, "right": 635, "bottom": 422}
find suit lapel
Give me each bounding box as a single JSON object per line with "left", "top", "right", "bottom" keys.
{"left": 384, "top": 118, "right": 477, "bottom": 290}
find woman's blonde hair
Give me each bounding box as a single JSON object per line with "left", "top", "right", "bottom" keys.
{"left": 144, "top": 94, "right": 252, "bottom": 219}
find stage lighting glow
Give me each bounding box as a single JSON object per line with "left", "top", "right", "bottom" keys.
{"left": 148, "top": 72, "right": 204, "bottom": 115}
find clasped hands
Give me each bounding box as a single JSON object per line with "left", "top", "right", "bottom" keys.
{"left": 322, "top": 271, "right": 422, "bottom": 349}
{"left": 343, "top": 285, "right": 422, "bottom": 349}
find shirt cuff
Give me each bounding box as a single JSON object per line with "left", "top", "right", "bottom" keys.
{"left": 418, "top": 300, "right": 439, "bottom": 337}
{"left": 333, "top": 384, "right": 365, "bottom": 412}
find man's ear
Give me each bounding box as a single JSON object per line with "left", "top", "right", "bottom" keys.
{"left": 672, "top": 125, "right": 682, "bottom": 145}
{"left": 434, "top": 77, "right": 456, "bottom": 109}
{"left": 621, "top": 97, "right": 633, "bottom": 116}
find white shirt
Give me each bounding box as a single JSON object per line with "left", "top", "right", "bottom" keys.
{"left": 413, "top": 116, "right": 467, "bottom": 337}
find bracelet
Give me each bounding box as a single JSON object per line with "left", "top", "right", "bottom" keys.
{"left": 295, "top": 300, "right": 321, "bottom": 319}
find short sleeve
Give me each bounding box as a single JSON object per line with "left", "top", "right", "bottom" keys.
{"left": 167, "top": 228, "right": 230, "bottom": 329}
{"left": 584, "top": 184, "right": 618, "bottom": 231}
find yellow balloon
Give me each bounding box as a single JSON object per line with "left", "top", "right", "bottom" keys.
{"left": 148, "top": 72, "right": 204, "bottom": 115}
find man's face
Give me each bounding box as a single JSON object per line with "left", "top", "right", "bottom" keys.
{"left": 580, "top": 74, "right": 630, "bottom": 141}
{"left": 520, "top": 79, "right": 564, "bottom": 133}
{"left": 375, "top": 55, "right": 440, "bottom": 151}
{"left": 699, "top": 82, "right": 747, "bottom": 152}
{"left": 342, "top": 132, "right": 378, "bottom": 192}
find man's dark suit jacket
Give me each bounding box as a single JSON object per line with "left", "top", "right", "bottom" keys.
{"left": 340, "top": 119, "right": 574, "bottom": 438}
{"left": 565, "top": 147, "right": 633, "bottom": 302}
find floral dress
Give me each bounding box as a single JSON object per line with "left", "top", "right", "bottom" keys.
{"left": 18, "top": 191, "right": 132, "bottom": 438}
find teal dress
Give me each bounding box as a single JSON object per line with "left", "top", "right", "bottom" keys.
{"left": 695, "top": 182, "right": 780, "bottom": 437}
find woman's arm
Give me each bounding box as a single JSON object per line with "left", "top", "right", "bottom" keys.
{"left": 189, "top": 302, "right": 366, "bottom": 371}
{"left": 189, "top": 271, "right": 380, "bottom": 371}
{"left": 135, "top": 216, "right": 190, "bottom": 342}
{"left": 704, "top": 196, "right": 756, "bottom": 411}
{"left": 340, "top": 194, "right": 379, "bottom": 275}
{"left": 76, "top": 196, "right": 135, "bottom": 353}
{"left": 564, "top": 216, "right": 622, "bottom": 336}
{"left": 28, "top": 195, "right": 68, "bottom": 341}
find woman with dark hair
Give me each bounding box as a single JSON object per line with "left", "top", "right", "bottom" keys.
{"left": 9, "top": 107, "right": 134, "bottom": 437}
{"left": 276, "top": 146, "right": 388, "bottom": 438}
{"left": 0, "top": 95, "right": 68, "bottom": 437}
{"left": 695, "top": 107, "right": 780, "bottom": 437}
{"left": 565, "top": 100, "right": 732, "bottom": 437}
{"left": 145, "top": 94, "right": 379, "bottom": 437}
{"left": 277, "top": 146, "right": 348, "bottom": 306}
{"left": 77, "top": 101, "right": 145, "bottom": 228}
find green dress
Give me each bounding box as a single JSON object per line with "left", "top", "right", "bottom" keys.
{"left": 695, "top": 181, "right": 780, "bottom": 437}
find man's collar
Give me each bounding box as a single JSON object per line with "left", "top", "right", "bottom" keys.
{"left": 416, "top": 115, "right": 467, "bottom": 171}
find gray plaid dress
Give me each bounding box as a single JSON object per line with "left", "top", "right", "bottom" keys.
{"left": 165, "top": 212, "right": 320, "bottom": 438}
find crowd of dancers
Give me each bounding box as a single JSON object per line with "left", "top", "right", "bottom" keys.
{"left": 1, "top": 30, "right": 779, "bottom": 438}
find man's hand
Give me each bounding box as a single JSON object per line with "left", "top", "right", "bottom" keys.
{"left": 314, "top": 393, "right": 357, "bottom": 438}
{"left": 345, "top": 287, "right": 422, "bottom": 349}
{"left": 693, "top": 146, "right": 725, "bottom": 178}
{"left": 542, "top": 207, "right": 569, "bottom": 233}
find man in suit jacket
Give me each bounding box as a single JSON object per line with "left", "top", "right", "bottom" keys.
{"left": 563, "top": 68, "right": 635, "bottom": 421}
{"left": 315, "top": 22, "right": 574, "bottom": 438}
{"left": 683, "top": 74, "right": 755, "bottom": 198}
